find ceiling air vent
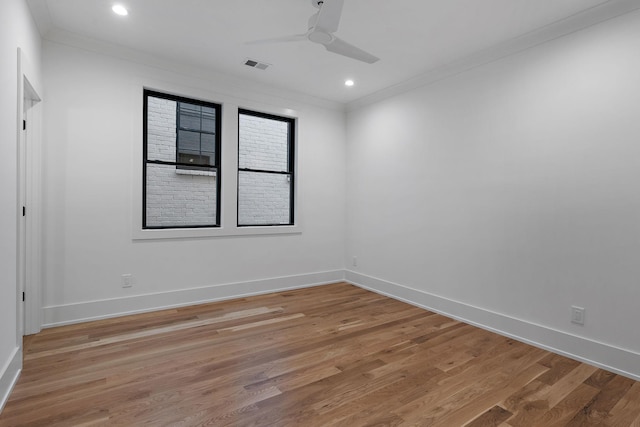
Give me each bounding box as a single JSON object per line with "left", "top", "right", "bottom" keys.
{"left": 244, "top": 58, "right": 270, "bottom": 70}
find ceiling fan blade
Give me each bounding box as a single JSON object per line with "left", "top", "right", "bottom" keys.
{"left": 324, "top": 36, "right": 379, "bottom": 64}
{"left": 246, "top": 34, "right": 307, "bottom": 45}
{"left": 315, "top": 0, "right": 344, "bottom": 33}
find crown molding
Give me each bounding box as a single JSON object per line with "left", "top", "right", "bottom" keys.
{"left": 347, "top": 0, "right": 640, "bottom": 112}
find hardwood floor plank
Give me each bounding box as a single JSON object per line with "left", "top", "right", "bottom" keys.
{"left": 606, "top": 382, "right": 640, "bottom": 426}
{"left": 313, "top": 366, "right": 447, "bottom": 426}
{"left": 536, "top": 382, "right": 600, "bottom": 427}
{"left": 504, "top": 393, "right": 550, "bottom": 426}
{"left": 530, "top": 363, "right": 599, "bottom": 409}
{"left": 537, "top": 353, "right": 582, "bottom": 386}
{"left": 466, "top": 405, "right": 513, "bottom": 427}
{"left": 1, "top": 283, "right": 638, "bottom": 426}
{"left": 585, "top": 368, "right": 617, "bottom": 389}
{"left": 391, "top": 342, "right": 547, "bottom": 424}
{"left": 565, "top": 373, "right": 637, "bottom": 426}
{"left": 397, "top": 349, "right": 547, "bottom": 426}
{"left": 501, "top": 377, "right": 547, "bottom": 414}
{"left": 426, "top": 358, "right": 549, "bottom": 427}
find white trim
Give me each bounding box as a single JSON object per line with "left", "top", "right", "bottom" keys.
{"left": 23, "top": 82, "right": 43, "bottom": 336}
{"left": 16, "top": 51, "right": 26, "bottom": 342}
{"left": 345, "top": 270, "right": 640, "bottom": 381}
{"left": 175, "top": 169, "right": 217, "bottom": 177}
{"left": 133, "top": 86, "right": 303, "bottom": 240}
{"left": 30, "top": 0, "right": 640, "bottom": 112}
{"left": 0, "top": 347, "right": 22, "bottom": 413}
{"left": 33, "top": 269, "right": 640, "bottom": 382}
{"left": 42, "top": 270, "right": 345, "bottom": 328}
{"left": 17, "top": 48, "right": 43, "bottom": 336}
{"left": 133, "top": 225, "right": 303, "bottom": 240}
{"left": 347, "top": 0, "right": 640, "bottom": 111}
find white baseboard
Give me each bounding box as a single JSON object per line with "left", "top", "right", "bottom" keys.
{"left": 0, "top": 347, "right": 22, "bottom": 413}
{"left": 43, "top": 270, "right": 345, "bottom": 328}
{"left": 346, "top": 270, "right": 640, "bottom": 381}
{"left": 39, "top": 268, "right": 640, "bottom": 381}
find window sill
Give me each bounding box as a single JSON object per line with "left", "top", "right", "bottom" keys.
{"left": 132, "top": 224, "right": 301, "bottom": 240}
{"left": 175, "top": 169, "right": 217, "bottom": 177}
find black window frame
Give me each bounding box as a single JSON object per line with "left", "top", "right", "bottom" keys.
{"left": 143, "top": 89, "right": 222, "bottom": 229}
{"left": 237, "top": 109, "right": 295, "bottom": 227}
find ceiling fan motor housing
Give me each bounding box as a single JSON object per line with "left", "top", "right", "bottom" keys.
{"left": 308, "top": 31, "right": 333, "bottom": 44}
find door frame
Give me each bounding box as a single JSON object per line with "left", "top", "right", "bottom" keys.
{"left": 17, "top": 48, "right": 42, "bottom": 340}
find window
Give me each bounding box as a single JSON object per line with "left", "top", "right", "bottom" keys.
{"left": 238, "top": 110, "right": 295, "bottom": 226}
{"left": 143, "top": 90, "right": 221, "bottom": 229}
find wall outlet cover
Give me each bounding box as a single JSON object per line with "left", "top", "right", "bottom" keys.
{"left": 571, "top": 306, "right": 585, "bottom": 325}
{"left": 122, "top": 274, "right": 133, "bottom": 288}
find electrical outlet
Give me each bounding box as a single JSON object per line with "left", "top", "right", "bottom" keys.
{"left": 571, "top": 306, "right": 585, "bottom": 325}
{"left": 122, "top": 274, "right": 133, "bottom": 288}
{"left": 352, "top": 256, "right": 357, "bottom": 267}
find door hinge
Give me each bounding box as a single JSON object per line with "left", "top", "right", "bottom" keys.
{"left": 23, "top": 120, "right": 26, "bottom": 131}
{"left": 22, "top": 292, "right": 25, "bottom": 302}
{"left": 22, "top": 206, "right": 26, "bottom": 217}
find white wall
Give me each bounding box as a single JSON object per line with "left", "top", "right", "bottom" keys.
{"left": 41, "top": 39, "right": 346, "bottom": 324}
{"left": 346, "top": 10, "right": 640, "bottom": 378}
{"left": 10, "top": 0, "right": 640, "bottom": 396}
{"left": 0, "top": 0, "right": 41, "bottom": 408}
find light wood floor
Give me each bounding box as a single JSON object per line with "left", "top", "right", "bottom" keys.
{"left": 1, "top": 283, "right": 639, "bottom": 426}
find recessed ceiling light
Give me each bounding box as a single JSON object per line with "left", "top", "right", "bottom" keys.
{"left": 345, "top": 79, "right": 355, "bottom": 87}
{"left": 112, "top": 5, "right": 128, "bottom": 16}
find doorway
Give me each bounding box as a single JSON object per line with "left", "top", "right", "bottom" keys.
{"left": 17, "top": 48, "right": 42, "bottom": 343}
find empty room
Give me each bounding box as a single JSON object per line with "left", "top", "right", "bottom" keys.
{"left": 1, "top": 0, "right": 640, "bottom": 425}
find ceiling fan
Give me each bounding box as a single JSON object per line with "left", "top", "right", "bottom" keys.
{"left": 248, "top": 0, "right": 379, "bottom": 64}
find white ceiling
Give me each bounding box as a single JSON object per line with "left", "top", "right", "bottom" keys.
{"left": 27, "top": 0, "right": 626, "bottom": 105}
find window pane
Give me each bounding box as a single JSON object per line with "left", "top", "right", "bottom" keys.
{"left": 238, "top": 171, "right": 291, "bottom": 225}
{"left": 199, "top": 153, "right": 213, "bottom": 166}
{"left": 239, "top": 114, "right": 289, "bottom": 172}
{"left": 178, "top": 130, "right": 200, "bottom": 153}
{"left": 146, "top": 163, "right": 217, "bottom": 227}
{"left": 202, "top": 108, "right": 216, "bottom": 133}
{"left": 179, "top": 102, "right": 200, "bottom": 113}
{"left": 177, "top": 153, "right": 213, "bottom": 168}
{"left": 178, "top": 103, "right": 201, "bottom": 130}
{"left": 201, "top": 133, "right": 216, "bottom": 158}
{"left": 146, "top": 96, "right": 177, "bottom": 163}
